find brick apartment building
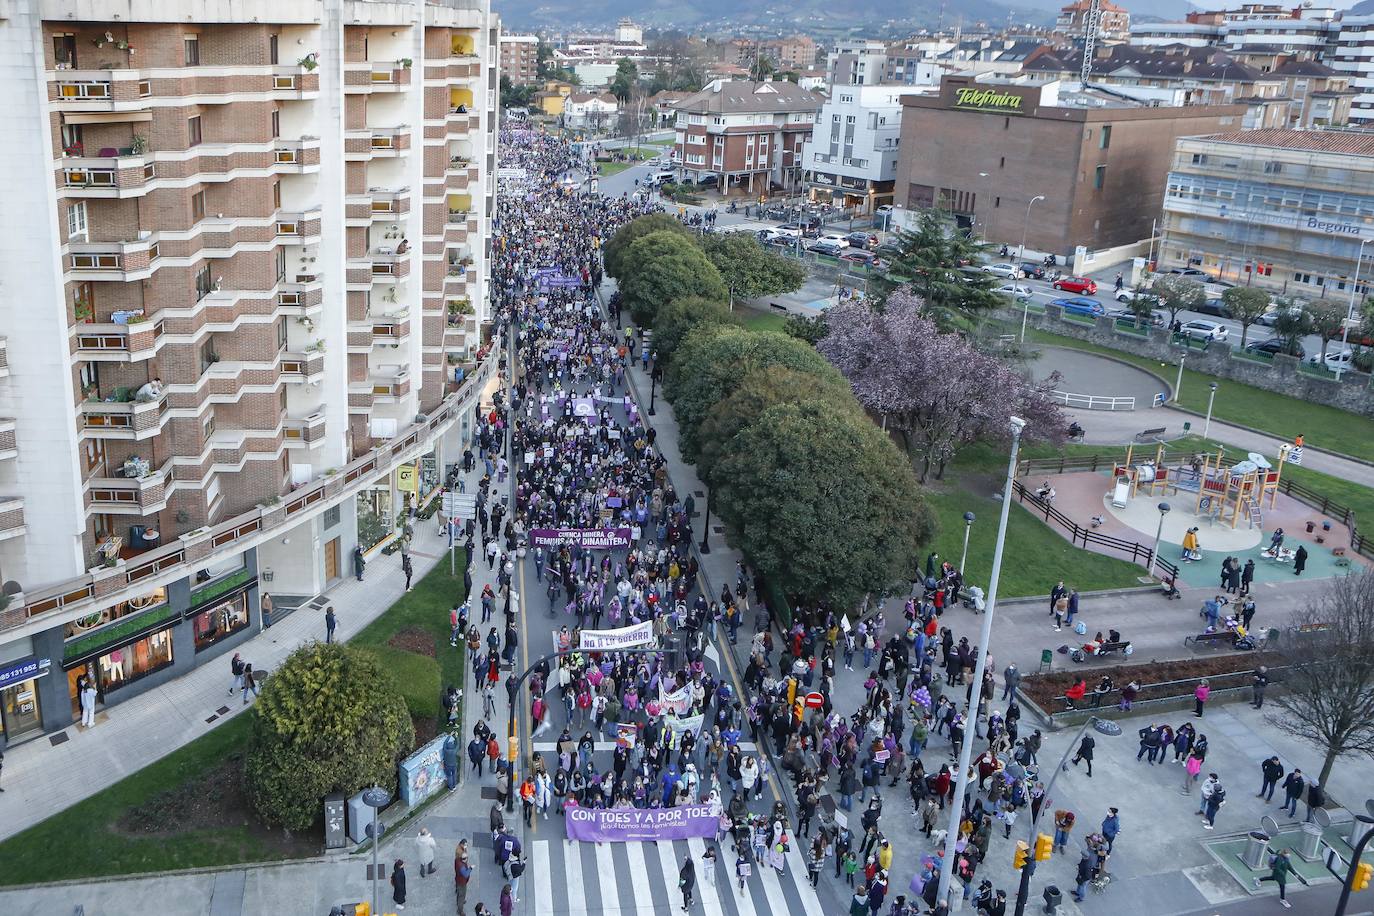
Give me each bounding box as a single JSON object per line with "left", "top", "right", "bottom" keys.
{"left": 672, "top": 79, "right": 823, "bottom": 195}
{"left": 893, "top": 76, "right": 1245, "bottom": 255}
{"left": 501, "top": 33, "right": 540, "bottom": 85}
{"left": 0, "top": 0, "right": 499, "bottom": 744}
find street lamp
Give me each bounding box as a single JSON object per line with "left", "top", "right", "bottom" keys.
{"left": 1175, "top": 352, "right": 1186, "bottom": 403}
{"left": 1204, "top": 383, "right": 1218, "bottom": 437}
{"left": 975, "top": 172, "right": 990, "bottom": 239}
{"left": 362, "top": 785, "right": 392, "bottom": 916}
{"left": 1336, "top": 237, "right": 1372, "bottom": 381}
{"left": 934, "top": 416, "right": 1026, "bottom": 909}
{"left": 699, "top": 493, "right": 712, "bottom": 554}
{"left": 1012, "top": 717, "right": 1122, "bottom": 916}
{"left": 959, "top": 511, "right": 976, "bottom": 580}
{"left": 1149, "top": 502, "right": 1171, "bottom": 577}
{"left": 648, "top": 362, "right": 659, "bottom": 416}
{"left": 1019, "top": 195, "right": 1045, "bottom": 263}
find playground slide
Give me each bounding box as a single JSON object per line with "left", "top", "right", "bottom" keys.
{"left": 1112, "top": 476, "right": 1130, "bottom": 509}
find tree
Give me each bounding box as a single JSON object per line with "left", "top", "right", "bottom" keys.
{"left": 1221, "top": 286, "right": 1272, "bottom": 348}
{"left": 783, "top": 312, "right": 829, "bottom": 345}
{"left": 712, "top": 398, "right": 937, "bottom": 609}
{"left": 603, "top": 213, "right": 690, "bottom": 279}
{"left": 618, "top": 231, "right": 727, "bottom": 327}
{"left": 664, "top": 324, "right": 842, "bottom": 460}
{"left": 818, "top": 292, "right": 1066, "bottom": 482}
{"left": 699, "top": 233, "right": 807, "bottom": 303}
{"left": 1270, "top": 568, "right": 1374, "bottom": 785}
{"left": 882, "top": 209, "right": 1000, "bottom": 324}
{"left": 1306, "top": 298, "right": 1347, "bottom": 363}
{"left": 1273, "top": 301, "right": 1313, "bottom": 357}
{"left": 535, "top": 40, "right": 555, "bottom": 78}
{"left": 245, "top": 643, "right": 414, "bottom": 829}
{"left": 609, "top": 57, "right": 639, "bottom": 102}
{"left": 749, "top": 56, "right": 777, "bottom": 81}
{"left": 652, "top": 295, "right": 736, "bottom": 362}
{"left": 1124, "top": 289, "right": 1158, "bottom": 330}
{"left": 1151, "top": 275, "right": 1206, "bottom": 327}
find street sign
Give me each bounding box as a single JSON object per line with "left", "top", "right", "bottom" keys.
{"left": 442, "top": 492, "right": 476, "bottom": 520}
{"left": 805, "top": 692, "right": 825, "bottom": 710}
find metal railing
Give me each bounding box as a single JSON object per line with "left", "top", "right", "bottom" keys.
{"left": 1012, "top": 479, "right": 1164, "bottom": 569}
{"left": 1049, "top": 390, "right": 1136, "bottom": 411}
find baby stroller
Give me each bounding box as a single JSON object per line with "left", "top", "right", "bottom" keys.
{"left": 961, "top": 585, "right": 986, "bottom": 613}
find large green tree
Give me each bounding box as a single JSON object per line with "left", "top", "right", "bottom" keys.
{"left": 1306, "top": 298, "right": 1348, "bottom": 363}
{"left": 244, "top": 643, "right": 414, "bottom": 830}
{"left": 603, "top": 213, "right": 690, "bottom": 279}
{"left": 699, "top": 233, "right": 807, "bottom": 303}
{"left": 882, "top": 209, "right": 1000, "bottom": 324}
{"left": 652, "top": 295, "right": 736, "bottom": 362}
{"left": 712, "top": 398, "right": 936, "bottom": 609}
{"left": 609, "top": 57, "right": 639, "bottom": 102}
{"left": 1221, "top": 286, "right": 1272, "bottom": 347}
{"left": 664, "top": 325, "right": 841, "bottom": 459}
{"left": 1151, "top": 275, "right": 1207, "bottom": 326}
{"left": 618, "top": 231, "right": 727, "bottom": 327}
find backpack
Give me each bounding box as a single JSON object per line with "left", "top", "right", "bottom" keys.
{"left": 1211, "top": 786, "right": 1226, "bottom": 805}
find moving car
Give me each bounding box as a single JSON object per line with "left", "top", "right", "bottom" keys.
{"left": 1179, "top": 320, "right": 1228, "bottom": 342}
{"left": 1051, "top": 296, "right": 1105, "bottom": 318}
{"left": 840, "top": 249, "right": 877, "bottom": 265}
{"left": 1019, "top": 262, "right": 1046, "bottom": 280}
{"left": 817, "top": 232, "right": 850, "bottom": 249}
{"left": 1115, "top": 288, "right": 1160, "bottom": 306}
{"left": 1244, "top": 338, "right": 1304, "bottom": 358}
{"left": 1108, "top": 307, "right": 1166, "bottom": 328}
{"left": 1194, "top": 298, "right": 1233, "bottom": 319}
{"left": 808, "top": 240, "right": 845, "bottom": 257}
{"left": 845, "top": 232, "right": 878, "bottom": 249}
{"left": 771, "top": 224, "right": 804, "bottom": 238}
{"left": 1168, "top": 267, "right": 1207, "bottom": 278}
{"left": 1309, "top": 349, "right": 1355, "bottom": 370}
{"left": 982, "top": 263, "right": 1023, "bottom": 279}
{"left": 1052, "top": 276, "right": 1098, "bottom": 295}
{"left": 996, "top": 283, "right": 1033, "bottom": 299}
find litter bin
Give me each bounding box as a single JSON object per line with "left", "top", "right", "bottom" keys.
{"left": 1241, "top": 830, "right": 1271, "bottom": 869}
{"left": 1042, "top": 885, "right": 1062, "bottom": 914}
{"left": 1296, "top": 821, "right": 1324, "bottom": 861}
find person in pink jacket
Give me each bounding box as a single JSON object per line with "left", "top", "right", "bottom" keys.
{"left": 1194, "top": 680, "right": 1210, "bottom": 718}
{"left": 1182, "top": 752, "right": 1203, "bottom": 794}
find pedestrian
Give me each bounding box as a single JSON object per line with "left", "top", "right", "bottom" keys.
{"left": 1240, "top": 559, "right": 1255, "bottom": 596}
{"left": 1182, "top": 751, "right": 1202, "bottom": 794}
{"left": 1070, "top": 732, "right": 1095, "bottom": 777}
{"left": 850, "top": 884, "right": 869, "bottom": 916}
{"left": 455, "top": 843, "right": 472, "bottom": 915}
{"left": 1202, "top": 777, "right": 1226, "bottom": 829}
{"left": 500, "top": 883, "right": 513, "bottom": 916}
{"left": 1254, "top": 849, "right": 1307, "bottom": 908}
{"left": 80, "top": 679, "right": 98, "bottom": 728}
{"left": 1259, "top": 756, "right": 1284, "bottom": 802}
{"left": 230, "top": 652, "right": 245, "bottom": 695}
{"left": 1293, "top": 545, "right": 1308, "bottom": 576}
{"left": 1101, "top": 807, "right": 1120, "bottom": 854}
{"left": 1052, "top": 809, "right": 1075, "bottom": 853}
{"left": 241, "top": 663, "right": 260, "bottom": 703}
{"left": 353, "top": 544, "right": 366, "bottom": 581}
{"left": 325, "top": 606, "right": 336, "bottom": 643}
{"left": 391, "top": 859, "right": 408, "bottom": 910}
{"left": 1065, "top": 588, "right": 1079, "bottom": 626}
{"left": 1072, "top": 850, "right": 1093, "bottom": 902}
{"left": 403, "top": 552, "right": 414, "bottom": 591}
{"left": 1194, "top": 680, "right": 1209, "bottom": 717}
{"left": 1281, "top": 769, "right": 1305, "bottom": 818}
{"left": 1002, "top": 663, "right": 1020, "bottom": 702}
{"left": 1052, "top": 594, "right": 1067, "bottom": 631}
{"left": 415, "top": 827, "right": 437, "bottom": 877}
{"left": 702, "top": 845, "right": 718, "bottom": 892}
{"left": 679, "top": 853, "right": 696, "bottom": 911}
{"left": 1252, "top": 666, "right": 1269, "bottom": 709}
{"left": 510, "top": 854, "right": 525, "bottom": 902}
{"left": 736, "top": 850, "right": 751, "bottom": 891}
{"left": 1306, "top": 780, "right": 1325, "bottom": 823}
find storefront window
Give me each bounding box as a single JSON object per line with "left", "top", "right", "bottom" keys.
{"left": 0, "top": 681, "right": 42, "bottom": 741}
{"left": 420, "top": 449, "right": 439, "bottom": 497}
{"left": 63, "top": 587, "right": 167, "bottom": 640}
{"left": 97, "top": 628, "right": 173, "bottom": 692}
{"left": 192, "top": 593, "right": 251, "bottom": 651}
{"left": 356, "top": 479, "right": 393, "bottom": 551}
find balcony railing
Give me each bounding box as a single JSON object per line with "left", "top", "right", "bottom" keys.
{"left": 0, "top": 497, "right": 25, "bottom": 542}
{"left": 283, "top": 411, "right": 327, "bottom": 445}
{"left": 87, "top": 468, "right": 169, "bottom": 513}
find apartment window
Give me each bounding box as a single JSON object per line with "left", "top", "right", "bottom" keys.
{"left": 202, "top": 410, "right": 216, "bottom": 441}
{"left": 1099, "top": 125, "right": 1112, "bottom": 149}
{"left": 190, "top": 189, "right": 206, "bottom": 222}
{"left": 53, "top": 33, "right": 77, "bottom": 68}
{"left": 276, "top": 318, "right": 288, "bottom": 351}
{"left": 66, "top": 201, "right": 88, "bottom": 241}
{"left": 272, "top": 181, "right": 282, "bottom": 210}
{"left": 61, "top": 123, "right": 83, "bottom": 155}
{"left": 1264, "top": 161, "right": 1283, "bottom": 174}
{"left": 275, "top": 246, "right": 286, "bottom": 282}
{"left": 271, "top": 109, "right": 280, "bottom": 139}
{"left": 269, "top": 34, "right": 279, "bottom": 65}
{"left": 999, "top": 157, "right": 1005, "bottom": 168}
{"left": 93, "top": 513, "right": 115, "bottom": 542}
{"left": 184, "top": 36, "right": 200, "bottom": 66}
{"left": 72, "top": 281, "right": 95, "bottom": 323}
{"left": 200, "top": 338, "right": 218, "bottom": 373}
{"left": 1004, "top": 117, "right": 1010, "bottom": 130}
{"left": 279, "top": 386, "right": 288, "bottom": 412}
{"left": 188, "top": 116, "right": 203, "bottom": 147}
{"left": 83, "top": 440, "right": 105, "bottom": 474}
{"left": 194, "top": 264, "right": 212, "bottom": 301}
{"left": 1191, "top": 153, "right": 1208, "bottom": 165}
{"left": 1094, "top": 165, "right": 1107, "bottom": 190}
{"left": 324, "top": 505, "right": 341, "bottom": 528}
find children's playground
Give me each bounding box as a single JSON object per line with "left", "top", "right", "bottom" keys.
{"left": 1024, "top": 442, "right": 1360, "bottom": 588}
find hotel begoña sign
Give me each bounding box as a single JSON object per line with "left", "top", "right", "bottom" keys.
{"left": 953, "top": 87, "right": 1024, "bottom": 114}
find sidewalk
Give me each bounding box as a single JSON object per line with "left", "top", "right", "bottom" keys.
{"left": 0, "top": 379, "right": 501, "bottom": 843}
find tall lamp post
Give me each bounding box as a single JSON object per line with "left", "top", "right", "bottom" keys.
{"left": 699, "top": 493, "right": 712, "bottom": 554}
{"left": 959, "top": 511, "right": 976, "bottom": 579}
{"left": 1204, "top": 383, "right": 1218, "bottom": 438}
{"left": 362, "top": 785, "right": 392, "bottom": 916}
{"left": 1019, "top": 195, "right": 1045, "bottom": 262}
{"left": 1336, "top": 237, "right": 1372, "bottom": 381}
{"left": 1012, "top": 717, "right": 1122, "bottom": 916}
{"left": 1149, "top": 501, "right": 1171, "bottom": 577}
{"left": 1175, "top": 352, "right": 1186, "bottom": 404}
{"left": 648, "top": 361, "right": 660, "bottom": 416}
{"left": 934, "top": 416, "right": 1026, "bottom": 909}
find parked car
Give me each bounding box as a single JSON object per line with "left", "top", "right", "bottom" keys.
{"left": 1254, "top": 303, "right": 1302, "bottom": 327}
{"left": 996, "top": 283, "right": 1033, "bottom": 299}
{"left": 808, "top": 240, "right": 845, "bottom": 257}
{"left": 1180, "top": 320, "right": 1229, "bottom": 342}
{"left": 840, "top": 249, "right": 876, "bottom": 265}
{"left": 1108, "top": 307, "right": 1166, "bottom": 328}
{"left": 1115, "top": 288, "right": 1160, "bottom": 306}
{"left": 874, "top": 243, "right": 903, "bottom": 259}
{"left": 1195, "top": 298, "right": 1233, "bottom": 319}
{"left": 1309, "top": 348, "right": 1355, "bottom": 369}
{"left": 817, "top": 232, "right": 850, "bottom": 249}
{"left": 845, "top": 232, "right": 878, "bottom": 249}
{"left": 1052, "top": 276, "right": 1098, "bottom": 295}
{"left": 1244, "top": 337, "right": 1304, "bottom": 358}
{"left": 1019, "top": 262, "right": 1047, "bottom": 280}
{"left": 982, "top": 262, "right": 1023, "bottom": 279}
{"left": 772, "top": 224, "right": 804, "bottom": 238}
{"left": 1051, "top": 296, "right": 1106, "bottom": 318}
{"left": 1168, "top": 266, "right": 1207, "bottom": 278}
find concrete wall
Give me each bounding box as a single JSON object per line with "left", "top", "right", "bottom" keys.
{"left": 1016, "top": 303, "right": 1374, "bottom": 419}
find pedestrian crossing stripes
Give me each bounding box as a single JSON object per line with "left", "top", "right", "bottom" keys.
{"left": 528, "top": 832, "right": 826, "bottom": 915}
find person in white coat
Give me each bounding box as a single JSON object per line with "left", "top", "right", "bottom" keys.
{"left": 80, "top": 682, "right": 98, "bottom": 728}
{"left": 415, "top": 826, "right": 437, "bottom": 877}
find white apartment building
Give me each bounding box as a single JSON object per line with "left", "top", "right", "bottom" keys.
{"left": 826, "top": 40, "right": 889, "bottom": 87}
{"left": 802, "top": 85, "right": 907, "bottom": 215}
{"left": 0, "top": 0, "right": 499, "bottom": 745}
{"left": 1334, "top": 17, "right": 1374, "bottom": 125}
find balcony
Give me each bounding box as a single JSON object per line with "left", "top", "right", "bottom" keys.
{"left": 277, "top": 282, "right": 324, "bottom": 317}
{"left": 0, "top": 419, "right": 16, "bottom": 461}
{"left": 78, "top": 395, "right": 168, "bottom": 440}
{"left": 283, "top": 411, "right": 327, "bottom": 449}
{"left": 344, "top": 61, "right": 414, "bottom": 94}
{"left": 0, "top": 337, "right": 8, "bottom": 378}
{"left": 74, "top": 319, "right": 164, "bottom": 362}
{"left": 280, "top": 351, "right": 326, "bottom": 383}
{"left": 0, "top": 498, "right": 25, "bottom": 543}
{"left": 369, "top": 126, "right": 412, "bottom": 157}
{"left": 51, "top": 71, "right": 149, "bottom": 113}
{"left": 275, "top": 210, "right": 322, "bottom": 245}
{"left": 269, "top": 65, "right": 322, "bottom": 100}
{"left": 58, "top": 153, "right": 155, "bottom": 199}
{"left": 86, "top": 467, "right": 169, "bottom": 515}
{"left": 446, "top": 109, "right": 475, "bottom": 133}
{"left": 369, "top": 252, "right": 411, "bottom": 281}
{"left": 372, "top": 320, "right": 410, "bottom": 346}
{"left": 368, "top": 188, "right": 412, "bottom": 220}
{"left": 67, "top": 238, "right": 160, "bottom": 281}
{"left": 272, "top": 139, "right": 322, "bottom": 173}
{"left": 370, "top": 370, "right": 411, "bottom": 402}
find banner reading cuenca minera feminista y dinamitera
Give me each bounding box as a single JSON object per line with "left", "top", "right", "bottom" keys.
{"left": 565, "top": 804, "right": 719, "bottom": 843}
{"left": 528, "top": 527, "right": 632, "bottom": 549}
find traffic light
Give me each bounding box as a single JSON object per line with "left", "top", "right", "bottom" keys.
{"left": 1034, "top": 833, "right": 1054, "bottom": 861}
{"left": 1013, "top": 840, "right": 1030, "bottom": 870}
{"left": 1354, "top": 862, "right": 1373, "bottom": 892}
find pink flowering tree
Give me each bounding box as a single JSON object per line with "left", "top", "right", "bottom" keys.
{"left": 817, "top": 290, "right": 1067, "bottom": 481}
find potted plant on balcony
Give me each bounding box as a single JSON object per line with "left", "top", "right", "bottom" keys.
{"left": 122, "top": 455, "right": 151, "bottom": 479}
{"left": 130, "top": 134, "right": 148, "bottom": 155}
{"left": 400, "top": 58, "right": 413, "bottom": 69}
{"left": 298, "top": 52, "right": 319, "bottom": 71}
{"left": 63, "top": 141, "right": 85, "bottom": 157}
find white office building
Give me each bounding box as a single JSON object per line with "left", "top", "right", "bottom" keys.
{"left": 802, "top": 85, "right": 907, "bottom": 214}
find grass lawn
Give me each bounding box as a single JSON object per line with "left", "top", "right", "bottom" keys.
{"left": 740, "top": 310, "right": 788, "bottom": 334}
{"left": 644, "top": 137, "right": 674, "bottom": 146}
{"left": 1022, "top": 328, "right": 1374, "bottom": 458}
{"left": 0, "top": 554, "right": 469, "bottom": 885}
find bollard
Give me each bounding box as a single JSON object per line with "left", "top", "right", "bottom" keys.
{"left": 1042, "top": 885, "right": 1063, "bottom": 914}
{"left": 1241, "top": 830, "right": 1271, "bottom": 869}
{"left": 1296, "top": 821, "right": 1324, "bottom": 861}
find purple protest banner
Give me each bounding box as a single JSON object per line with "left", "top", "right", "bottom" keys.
{"left": 566, "top": 804, "right": 719, "bottom": 843}
{"left": 529, "top": 527, "right": 632, "bottom": 549}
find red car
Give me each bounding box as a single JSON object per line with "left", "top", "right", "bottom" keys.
{"left": 1052, "top": 276, "right": 1098, "bottom": 295}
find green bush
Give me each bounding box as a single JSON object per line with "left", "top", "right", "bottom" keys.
{"left": 618, "top": 231, "right": 727, "bottom": 327}
{"left": 244, "top": 643, "right": 413, "bottom": 830}
{"left": 652, "top": 295, "right": 736, "bottom": 362}
{"left": 603, "top": 213, "right": 690, "bottom": 279}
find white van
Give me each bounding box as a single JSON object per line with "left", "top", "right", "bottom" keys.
{"left": 650, "top": 170, "right": 676, "bottom": 185}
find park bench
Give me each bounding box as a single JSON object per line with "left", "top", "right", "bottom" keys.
{"left": 1134, "top": 427, "right": 1167, "bottom": 442}
{"left": 768, "top": 302, "right": 788, "bottom": 313}
{"left": 1070, "top": 639, "right": 1131, "bottom": 662}
{"left": 1184, "top": 630, "right": 1235, "bottom": 650}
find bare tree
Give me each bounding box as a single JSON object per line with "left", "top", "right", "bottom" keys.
{"left": 1270, "top": 568, "right": 1374, "bottom": 785}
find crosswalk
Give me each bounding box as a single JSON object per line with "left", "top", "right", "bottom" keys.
{"left": 527, "top": 833, "right": 826, "bottom": 915}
